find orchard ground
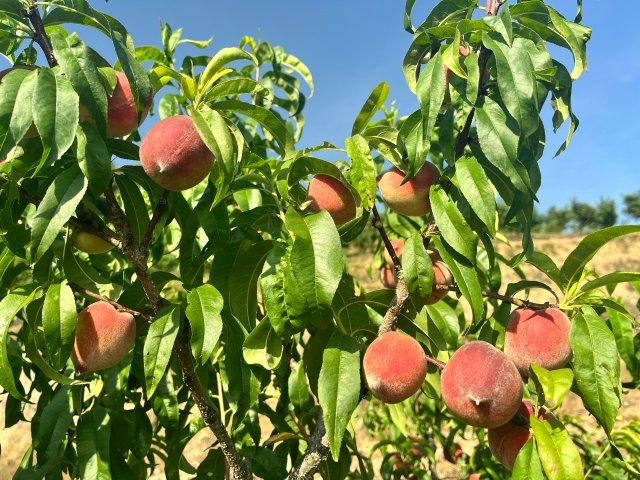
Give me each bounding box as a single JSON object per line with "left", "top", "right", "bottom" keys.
{"left": 1, "top": 233, "right": 638, "bottom": 479}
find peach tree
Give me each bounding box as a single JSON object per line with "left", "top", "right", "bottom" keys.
{"left": 0, "top": 0, "right": 639, "bottom": 479}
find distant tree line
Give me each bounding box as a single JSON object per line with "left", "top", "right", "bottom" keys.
{"left": 500, "top": 191, "right": 640, "bottom": 234}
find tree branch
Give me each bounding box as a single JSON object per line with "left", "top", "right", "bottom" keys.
{"left": 437, "top": 284, "right": 557, "bottom": 310}
{"left": 24, "top": 1, "right": 57, "bottom": 68}
{"left": 285, "top": 412, "right": 330, "bottom": 480}
{"left": 69, "top": 282, "right": 152, "bottom": 322}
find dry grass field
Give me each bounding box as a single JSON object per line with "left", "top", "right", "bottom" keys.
{"left": 1, "top": 234, "right": 639, "bottom": 479}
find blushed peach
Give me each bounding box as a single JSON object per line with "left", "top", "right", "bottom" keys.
{"left": 72, "top": 301, "right": 136, "bottom": 374}
{"left": 307, "top": 174, "right": 356, "bottom": 226}
{"left": 140, "top": 115, "right": 214, "bottom": 191}
{"left": 441, "top": 341, "right": 523, "bottom": 428}
{"left": 378, "top": 162, "right": 440, "bottom": 216}
{"left": 504, "top": 307, "right": 571, "bottom": 376}
{"left": 488, "top": 400, "right": 534, "bottom": 469}
{"left": 363, "top": 331, "right": 428, "bottom": 404}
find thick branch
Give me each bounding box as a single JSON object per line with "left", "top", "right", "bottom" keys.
{"left": 285, "top": 412, "right": 329, "bottom": 480}
{"left": 24, "top": 1, "right": 57, "bottom": 68}
{"left": 174, "top": 328, "right": 253, "bottom": 480}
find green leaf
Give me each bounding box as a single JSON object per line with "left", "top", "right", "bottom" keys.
{"left": 144, "top": 305, "right": 181, "bottom": 398}
{"left": 24, "top": 332, "right": 85, "bottom": 385}
{"left": 560, "top": 225, "right": 640, "bottom": 288}
{"left": 112, "top": 31, "right": 152, "bottom": 120}
{"left": 31, "top": 165, "right": 88, "bottom": 261}
{"left": 511, "top": 438, "right": 544, "bottom": 480}
{"left": 579, "top": 272, "right": 640, "bottom": 294}
{"left": 284, "top": 210, "right": 344, "bottom": 327}
{"left": 186, "top": 284, "right": 223, "bottom": 365}
{"left": 476, "top": 97, "right": 531, "bottom": 195}
{"left": 44, "top": 0, "right": 130, "bottom": 43}
{"left": 416, "top": 51, "right": 447, "bottom": 169}
{"left": 0, "top": 69, "right": 36, "bottom": 160}
{"left": 402, "top": 232, "right": 434, "bottom": 300}
{"left": 76, "top": 123, "right": 111, "bottom": 195}
{"left": 526, "top": 251, "right": 566, "bottom": 289}
{"left": 32, "top": 68, "right": 80, "bottom": 169}
{"left": 242, "top": 316, "right": 283, "bottom": 370}
{"left": 77, "top": 404, "right": 112, "bottom": 480}
{"left": 529, "top": 365, "right": 573, "bottom": 410}
{"left": 288, "top": 360, "right": 310, "bottom": 407}
{"left": 0, "top": 291, "right": 36, "bottom": 399}
{"left": 482, "top": 34, "right": 539, "bottom": 137}
{"left": 62, "top": 236, "right": 110, "bottom": 292}
{"left": 345, "top": 134, "right": 376, "bottom": 210}
{"left": 530, "top": 415, "right": 584, "bottom": 480}
{"left": 228, "top": 240, "right": 274, "bottom": 330}
{"left": 570, "top": 308, "right": 621, "bottom": 434}
{"left": 429, "top": 185, "right": 477, "bottom": 262}
{"left": 199, "top": 47, "right": 257, "bottom": 92}
{"left": 352, "top": 82, "right": 389, "bottom": 135}
{"left": 318, "top": 332, "right": 361, "bottom": 461}
{"left": 50, "top": 32, "right": 108, "bottom": 135}
{"left": 402, "top": 32, "right": 432, "bottom": 93}
{"left": 277, "top": 51, "right": 314, "bottom": 96}
{"left": 455, "top": 156, "right": 496, "bottom": 235}
{"left": 42, "top": 281, "right": 77, "bottom": 370}
{"left": 433, "top": 237, "right": 483, "bottom": 320}
{"left": 606, "top": 307, "right": 639, "bottom": 379}
{"left": 114, "top": 175, "right": 149, "bottom": 245}
{"left": 35, "top": 386, "right": 74, "bottom": 466}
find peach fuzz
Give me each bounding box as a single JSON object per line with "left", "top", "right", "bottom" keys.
{"left": 504, "top": 307, "right": 572, "bottom": 376}
{"left": 307, "top": 174, "right": 357, "bottom": 226}
{"left": 140, "top": 115, "right": 214, "bottom": 191}
{"left": 377, "top": 162, "right": 440, "bottom": 216}
{"left": 440, "top": 341, "right": 523, "bottom": 428}
{"left": 363, "top": 331, "right": 428, "bottom": 404}
{"left": 72, "top": 301, "right": 136, "bottom": 374}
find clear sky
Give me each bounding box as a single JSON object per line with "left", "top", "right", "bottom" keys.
{"left": 6, "top": 0, "right": 639, "bottom": 211}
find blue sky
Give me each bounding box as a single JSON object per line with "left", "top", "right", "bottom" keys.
{"left": 6, "top": 0, "right": 639, "bottom": 212}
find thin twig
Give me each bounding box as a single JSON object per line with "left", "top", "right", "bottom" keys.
{"left": 24, "top": 1, "right": 57, "bottom": 68}
{"left": 372, "top": 204, "right": 401, "bottom": 268}
{"left": 437, "top": 284, "right": 556, "bottom": 310}
{"left": 69, "top": 282, "right": 152, "bottom": 322}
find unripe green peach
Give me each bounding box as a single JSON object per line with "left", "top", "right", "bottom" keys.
{"left": 488, "top": 400, "right": 534, "bottom": 470}
{"left": 441, "top": 341, "right": 523, "bottom": 428}
{"left": 72, "top": 301, "right": 136, "bottom": 374}
{"left": 307, "top": 174, "right": 357, "bottom": 226}
{"left": 363, "top": 331, "right": 428, "bottom": 404}
{"left": 71, "top": 231, "right": 113, "bottom": 254}
{"left": 377, "top": 162, "right": 440, "bottom": 216}
{"left": 140, "top": 115, "right": 214, "bottom": 191}
{"left": 504, "top": 307, "right": 571, "bottom": 377}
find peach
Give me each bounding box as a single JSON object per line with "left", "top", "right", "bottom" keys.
{"left": 504, "top": 307, "right": 571, "bottom": 376}
{"left": 307, "top": 174, "right": 356, "bottom": 226}
{"left": 363, "top": 331, "right": 428, "bottom": 404}
{"left": 488, "top": 401, "right": 534, "bottom": 469}
{"left": 378, "top": 162, "right": 440, "bottom": 216}
{"left": 468, "top": 474, "right": 480, "bottom": 480}
{"left": 71, "top": 231, "right": 113, "bottom": 254}
{"left": 72, "top": 301, "right": 136, "bottom": 374}
{"left": 380, "top": 265, "right": 397, "bottom": 289}
{"left": 441, "top": 341, "right": 523, "bottom": 428}
{"left": 140, "top": 115, "right": 214, "bottom": 191}
{"left": 106, "top": 71, "right": 152, "bottom": 137}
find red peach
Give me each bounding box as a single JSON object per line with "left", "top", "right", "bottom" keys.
{"left": 441, "top": 341, "right": 523, "bottom": 428}
{"left": 72, "top": 301, "right": 136, "bottom": 373}
{"left": 378, "top": 162, "right": 440, "bottom": 216}
{"left": 488, "top": 400, "right": 534, "bottom": 469}
{"left": 140, "top": 115, "right": 214, "bottom": 191}
{"left": 106, "top": 71, "right": 152, "bottom": 138}
{"left": 504, "top": 307, "right": 572, "bottom": 376}
{"left": 307, "top": 174, "right": 357, "bottom": 226}
{"left": 363, "top": 331, "right": 428, "bottom": 404}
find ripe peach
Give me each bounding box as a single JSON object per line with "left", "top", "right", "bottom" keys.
{"left": 72, "top": 301, "right": 136, "bottom": 374}
{"left": 71, "top": 231, "right": 113, "bottom": 254}
{"left": 363, "top": 331, "right": 428, "bottom": 404}
{"left": 441, "top": 341, "right": 523, "bottom": 428}
{"left": 488, "top": 401, "right": 534, "bottom": 470}
{"left": 468, "top": 474, "right": 480, "bottom": 480}
{"left": 140, "top": 115, "right": 214, "bottom": 191}
{"left": 504, "top": 307, "right": 571, "bottom": 376}
{"left": 106, "top": 71, "right": 152, "bottom": 137}
{"left": 378, "top": 162, "right": 440, "bottom": 216}
{"left": 307, "top": 174, "right": 356, "bottom": 226}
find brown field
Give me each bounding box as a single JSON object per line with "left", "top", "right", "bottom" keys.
{"left": 1, "top": 234, "right": 639, "bottom": 479}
